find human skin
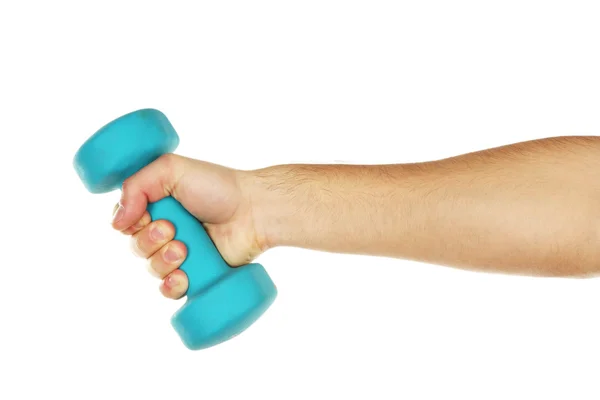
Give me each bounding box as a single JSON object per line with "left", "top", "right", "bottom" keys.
{"left": 111, "top": 136, "right": 600, "bottom": 299}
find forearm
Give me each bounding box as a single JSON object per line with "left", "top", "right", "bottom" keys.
{"left": 248, "top": 136, "right": 600, "bottom": 277}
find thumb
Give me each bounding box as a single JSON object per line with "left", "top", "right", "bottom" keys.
{"left": 111, "top": 154, "right": 183, "bottom": 231}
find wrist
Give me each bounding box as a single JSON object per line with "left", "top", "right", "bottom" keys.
{"left": 240, "top": 164, "right": 319, "bottom": 252}
{"left": 237, "top": 166, "right": 290, "bottom": 252}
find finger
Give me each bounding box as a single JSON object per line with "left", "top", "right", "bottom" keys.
{"left": 159, "top": 269, "right": 188, "bottom": 300}
{"left": 112, "top": 154, "right": 185, "bottom": 231}
{"left": 147, "top": 240, "right": 187, "bottom": 279}
{"left": 130, "top": 220, "right": 175, "bottom": 259}
{"left": 121, "top": 210, "right": 151, "bottom": 236}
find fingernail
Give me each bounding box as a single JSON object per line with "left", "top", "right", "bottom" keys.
{"left": 112, "top": 204, "right": 125, "bottom": 224}
{"left": 150, "top": 225, "right": 165, "bottom": 241}
{"left": 164, "top": 247, "right": 181, "bottom": 263}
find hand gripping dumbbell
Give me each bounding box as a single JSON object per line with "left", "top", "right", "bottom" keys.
{"left": 73, "top": 108, "right": 278, "bottom": 350}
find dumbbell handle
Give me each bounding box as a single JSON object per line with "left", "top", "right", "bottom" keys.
{"left": 145, "top": 195, "right": 232, "bottom": 298}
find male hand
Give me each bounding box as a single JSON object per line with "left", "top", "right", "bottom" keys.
{"left": 111, "top": 154, "right": 265, "bottom": 299}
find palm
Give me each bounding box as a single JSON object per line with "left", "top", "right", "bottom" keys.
{"left": 171, "top": 157, "right": 261, "bottom": 266}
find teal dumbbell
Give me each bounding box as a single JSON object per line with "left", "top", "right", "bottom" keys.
{"left": 73, "top": 109, "right": 277, "bottom": 350}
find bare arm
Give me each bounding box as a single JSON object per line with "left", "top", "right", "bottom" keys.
{"left": 115, "top": 136, "right": 600, "bottom": 299}
{"left": 248, "top": 136, "right": 600, "bottom": 277}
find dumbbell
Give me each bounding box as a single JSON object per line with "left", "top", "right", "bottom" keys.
{"left": 73, "top": 108, "right": 278, "bottom": 350}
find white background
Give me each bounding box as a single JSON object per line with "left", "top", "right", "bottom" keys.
{"left": 2, "top": 1, "right": 600, "bottom": 399}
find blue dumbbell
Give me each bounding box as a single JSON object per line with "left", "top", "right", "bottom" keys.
{"left": 73, "top": 108, "right": 277, "bottom": 350}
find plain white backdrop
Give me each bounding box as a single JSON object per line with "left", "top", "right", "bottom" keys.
{"left": 2, "top": 1, "right": 600, "bottom": 399}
